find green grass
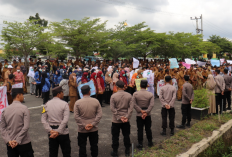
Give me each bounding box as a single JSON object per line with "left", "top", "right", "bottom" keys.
{"left": 134, "top": 113, "right": 232, "bottom": 157}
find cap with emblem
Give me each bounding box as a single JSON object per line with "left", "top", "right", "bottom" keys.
{"left": 140, "top": 80, "right": 148, "bottom": 88}
{"left": 52, "top": 86, "right": 63, "bottom": 95}
{"left": 165, "top": 76, "right": 172, "bottom": 82}
{"left": 12, "top": 88, "right": 24, "bottom": 94}
{"left": 116, "top": 80, "right": 125, "bottom": 88}
{"left": 81, "top": 85, "right": 91, "bottom": 94}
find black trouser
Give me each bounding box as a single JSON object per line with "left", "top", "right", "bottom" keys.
{"left": 35, "top": 84, "right": 41, "bottom": 96}
{"left": 7, "top": 142, "right": 34, "bottom": 157}
{"left": 63, "top": 96, "right": 69, "bottom": 103}
{"left": 223, "top": 91, "right": 231, "bottom": 109}
{"left": 78, "top": 131, "right": 98, "bottom": 157}
{"left": 181, "top": 104, "right": 191, "bottom": 125}
{"left": 111, "top": 122, "right": 131, "bottom": 150}
{"left": 97, "top": 94, "right": 103, "bottom": 106}
{"left": 42, "top": 91, "right": 50, "bottom": 104}
{"left": 49, "top": 134, "right": 71, "bottom": 157}
{"left": 136, "top": 116, "right": 152, "bottom": 143}
{"left": 161, "top": 107, "right": 175, "bottom": 129}
{"left": 216, "top": 93, "right": 223, "bottom": 114}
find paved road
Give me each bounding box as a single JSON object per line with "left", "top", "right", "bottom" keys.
{"left": 0, "top": 93, "right": 197, "bottom": 157}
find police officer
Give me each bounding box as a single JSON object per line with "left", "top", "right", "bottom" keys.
{"left": 159, "top": 76, "right": 177, "bottom": 136}
{"left": 176, "top": 75, "right": 194, "bottom": 129}
{"left": 132, "top": 80, "right": 154, "bottom": 150}
{"left": 74, "top": 85, "right": 102, "bottom": 157}
{"left": 41, "top": 86, "right": 71, "bottom": 157}
{"left": 0, "top": 88, "right": 34, "bottom": 157}
{"left": 110, "top": 80, "right": 134, "bottom": 157}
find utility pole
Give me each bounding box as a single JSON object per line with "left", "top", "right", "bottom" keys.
{"left": 190, "top": 14, "right": 203, "bottom": 36}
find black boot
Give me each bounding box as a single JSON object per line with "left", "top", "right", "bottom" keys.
{"left": 160, "top": 128, "right": 166, "bottom": 136}
{"left": 125, "top": 148, "right": 130, "bottom": 156}
{"left": 176, "top": 124, "right": 185, "bottom": 129}
{"left": 148, "top": 141, "right": 154, "bottom": 147}
{"left": 136, "top": 142, "right": 143, "bottom": 150}
{"left": 170, "top": 129, "right": 174, "bottom": 136}
{"left": 186, "top": 122, "right": 190, "bottom": 127}
{"left": 111, "top": 149, "right": 118, "bottom": 157}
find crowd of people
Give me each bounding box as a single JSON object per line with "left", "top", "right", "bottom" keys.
{"left": 0, "top": 57, "right": 232, "bottom": 157}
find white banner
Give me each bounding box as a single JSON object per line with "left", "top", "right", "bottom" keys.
{"left": 133, "top": 58, "right": 139, "bottom": 68}
{"left": 197, "top": 61, "right": 206, "bottom": 66}
{"left": 157, "top": 79, "right": 178, "bottom": 96}
{"left": 185, "top": 59, "right": 196, "bottom": 64}
{"left": 157, "top": 80, "right": 165, "bottom": 96}
{"left": 0, "top": 86, "right": 8, "bottom": 121}
{"left": 12, "top": 83, "right": 23, "bottom": 88}
{"left": 172, "top": 78, "right": 178, "bottom": 91}
{"left": 227, "top": 60, "right": 232, "bottom": 64}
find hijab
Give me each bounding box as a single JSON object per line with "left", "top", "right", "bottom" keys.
{"left": 137, "top": 70, "right": 143, "bottom": 79}
{"left": 27, "top": 67, "right": 35, "bottom": 78}
{"left": 206, "top": 74, "right": 216, "bottom": 90}
{"left": 56, "top": 70, "right": 60, "bottom": 76}
{"left": 69, "top": 73, "right": 76, "bottom": 82}
{"left": 90, "top": 72, "right": 97, "bottom": 86}
{"left": 119, "top": 70, "right": 127, "bottom": 85}
{"left": 81, "top": 72, "right": 89, "bottom": 83}
{"left": 105, "top": 72, "right": 112, "bottom": 83}
{"left": 113, "top": 73, "right": 119, "bottom": 83}
{"left": 97, "top": 71, "right": 105, "bottom": 89}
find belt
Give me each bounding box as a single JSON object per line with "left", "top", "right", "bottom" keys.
{"left": 141, "top": 107, "right": 148, "bottom": 110}
{"left": 50, "top": 125, "right": 68, "bottom": 129}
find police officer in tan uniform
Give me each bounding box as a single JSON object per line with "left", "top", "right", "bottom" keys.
{"left": 110, "top": 80, "right": 133, "bottom": 157}
{"left": 132, "top": 80, "right": 154, "bottom": 150}
{"left": 0, "top": 88, "right": 34, "bottom": 157}
{"left": 41, "top": 86, "right": 71, "bottom": 157}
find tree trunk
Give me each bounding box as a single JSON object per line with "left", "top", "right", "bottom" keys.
{"left": 143, "top": 55, "right": 146, "bottom": 60}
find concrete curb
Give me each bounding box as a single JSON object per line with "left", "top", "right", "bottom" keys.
{"left": 177, "top": 119, "right": 232, "bottom": 157}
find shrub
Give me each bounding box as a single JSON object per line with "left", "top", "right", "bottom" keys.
{"left": 192, "top": 88, "right": 210, "bottom": 108}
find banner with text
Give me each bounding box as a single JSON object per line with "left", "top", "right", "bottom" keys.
{"left": 77, "top": 80, "right": 96, "bottom": 99}
{"left": 0, "top": 86, "right": 8, "bottom": 121}
{"left": 182, "top": 62, "right": 191, "bottom": 69}
{"left": 169, "top": 58, "right": 179, "bottom": 69}
{"left": 157, "top": 79, "right": 178, "bottom": 96}
{"left": 197, "top": 61, "right": 206, "bottom": 66}
{"left": 135, "top": 78, "right": 147, "bottom": 91}
{"left": 210, "top": 59, "right": 220, "bottom": 67}
{"left": 12, "top": 83, "right": 23, "bottom": 88}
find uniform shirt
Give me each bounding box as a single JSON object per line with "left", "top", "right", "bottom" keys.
{"left": 132, "top": 89, "right": 154, "bottom": 116}
{"left": 0, "top": 101, "right": 31, "bottom": 145}
{"left": 159, "top": 83, "right": 176, "bottom": 107}
{"left": 110, "top": 90, "right": 133, "bottom": 123}
{"left": 215, "top": 75, "right": 225, "bottom": 93}
{"left": 13, "top": 71, "right": 25, "bottom": 84}
{"left": 223, "top": 74, "right": 232, "bottom": 92}
{"left": 4, "top": 70, "right": 11, "bottom": 83}
{"left": 74, "top": 96, "right": 102, "bottom": 133}
{"left": 41, "top": 97, "right": 70, "bottom": 135}
{"left": 182, "top": 82, "right": 194, "bottom": 104}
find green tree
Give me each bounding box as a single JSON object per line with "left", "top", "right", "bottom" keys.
{"left": 50, "top": 17, "right": 108, "bottom": 58}
{"left": 29, "top": 13, "right": 48, "bottom": 27}
{"left": 208, "top": 35, "right": 232, "bottom": 58}
{"left": 0, "top": 20, "right": 51, "bottom": 68}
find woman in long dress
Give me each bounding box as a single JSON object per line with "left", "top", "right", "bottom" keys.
{"left": 205, "top": 74, "right": 216, "bottom": 114}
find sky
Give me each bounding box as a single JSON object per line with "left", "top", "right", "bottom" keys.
{"left": 0, "top": 0, "right": 232, "bottom": 44}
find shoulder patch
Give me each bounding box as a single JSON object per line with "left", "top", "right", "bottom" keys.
{"left": 41, "top": 107, "right": 46, "bottom": 113}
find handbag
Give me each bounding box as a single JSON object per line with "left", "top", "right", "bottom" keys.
{"left": 113, "top": 83, "right": 118, "bottom": 93}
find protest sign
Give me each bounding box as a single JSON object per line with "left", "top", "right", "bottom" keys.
{"left": 133, "top": 58, "right": 139, "bottom": 68}
{"left": 169, "top": 58, "right": 179, "bottom": 69}
{"left": 197, "top": 61, "right": 206, "bottom": 66}
{"left": 135, "top": 78, "right": 147, "bottom": 91}
{"left": 185, "top": 59, "right": 196, "bottom": 64}
{"left": 157, "top": 80, "right": 165, "bottom": 96}
{"left": 77, "top": 80, "right": 96, "bottom": 99}
{"left": 12, "top": 83, "right": 23, "bottom": 88}
{"left": 157, "top": 79, "right": 178, "bottom": 96}
{"left": 210, "top": 59, "right": 220, "bottom": 67}
{"left": 227, "top": 60, "right": 232, "bottom": 64}
{"left": 172, "top": 78, "right": 178, "bottom": 91}
{"left": 220, "top": 59, "right": 225, "bottom": 65}
{"left": 182, "top": 62, "right": 191, "bottom": 69}
{"left": 0, "top": 86, "right": 8, "bottom": 121}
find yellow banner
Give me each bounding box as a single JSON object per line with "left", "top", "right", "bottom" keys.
{"left": 135, "top": 78, "right": 147, "bottom": 91}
